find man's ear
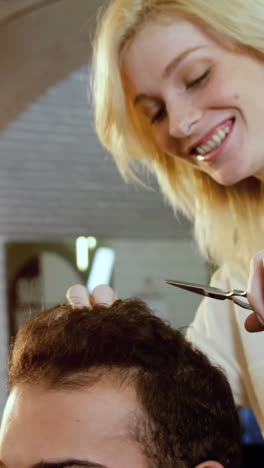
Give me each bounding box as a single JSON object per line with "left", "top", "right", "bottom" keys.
{"left": 195, "top": 462, "right": 224, "bottom": 468}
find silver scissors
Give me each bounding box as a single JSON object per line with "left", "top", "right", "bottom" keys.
{"left": 165, "top": 279, "right": 253, "bottom": 310}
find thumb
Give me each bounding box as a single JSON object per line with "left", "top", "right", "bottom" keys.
{"left": 246, "top": 251, "right": 264, "bottom": 330}
{"left": 245, "top": 312, "right": 264, "bottom": 332}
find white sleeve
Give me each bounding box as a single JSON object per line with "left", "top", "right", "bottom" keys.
{"left": 186, "top": 265, "right": 249, "bottom": 407}
{"left": 186, "top": 265, "right": 264, "bottom": 434}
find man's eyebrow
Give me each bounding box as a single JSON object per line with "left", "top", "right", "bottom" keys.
{"left": 32, "top": 460, "right": 108, "bottom": 468}
{"left": 133, "top": 45, "right": 206, "bottom": 106}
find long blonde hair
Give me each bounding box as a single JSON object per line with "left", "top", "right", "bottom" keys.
{"left": 92, "top": 0, "right": 264, "bottom": 276}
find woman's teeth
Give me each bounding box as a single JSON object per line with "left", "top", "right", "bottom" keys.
{"left": 195, "top": 126, "right": 231, "bottom": 156}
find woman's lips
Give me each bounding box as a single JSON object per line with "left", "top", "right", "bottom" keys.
{"left": 193, "top": 118, "right": 235, "bottom": 163}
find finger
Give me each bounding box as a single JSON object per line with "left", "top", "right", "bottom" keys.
{"left": 244, "top": 312, "right": 264, "bottom": 333}
{"left": 66, "top": 284, "right": 92, "bottom": 308}
{"left": 246, "top": 250, "right": 264, "bottom": 329}
{"left": 91, "top": 284, "right": 118, "bottom": 306}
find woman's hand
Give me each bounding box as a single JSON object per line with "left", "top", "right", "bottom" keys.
{"left": 66, "top": 284, "right": 118, "bottom": 308}
{"left": 245, "top": 250, "right": 264, "bottom": 332}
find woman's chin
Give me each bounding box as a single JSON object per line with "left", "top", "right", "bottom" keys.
{"left": 205, "top": 168, "right": 247, "bottom": 187}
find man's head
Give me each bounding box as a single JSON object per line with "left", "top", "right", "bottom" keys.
{"left": 0, "top": 299, "right": 242, "bottom": 468}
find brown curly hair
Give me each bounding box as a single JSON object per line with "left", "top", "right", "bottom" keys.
{"left": 9, "top": 298, "right": 242, "bottom": 467}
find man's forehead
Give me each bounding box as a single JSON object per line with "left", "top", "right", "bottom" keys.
{"left": 0, "top": 379, "right": 145, "bottom": 468}
{"left": 2, "top": 378, "right": 140, "bottom": 450}
{"left": 3, "top": 377, "right": 140, "bottom": 431}
{"left": 0, "top": 379, "right": 145, "bottom": 467}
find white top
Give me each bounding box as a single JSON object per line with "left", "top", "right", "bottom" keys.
{"left": 186, "top": 264, "right": 264, "bottom": 435}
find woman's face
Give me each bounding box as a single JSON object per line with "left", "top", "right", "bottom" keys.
{"left": 123, "top": 19, "right": 264, "bottom": 185}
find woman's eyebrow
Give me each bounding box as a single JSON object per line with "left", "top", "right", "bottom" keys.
{"left": 162, "top": 45, "right": 206, "bottom": 79}
{"left": 134, "top": 46, "right": 206, "bottom": 105}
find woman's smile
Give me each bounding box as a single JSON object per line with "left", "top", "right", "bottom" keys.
{"left": 189, "top": 117, "right": 234, "bottom": 159}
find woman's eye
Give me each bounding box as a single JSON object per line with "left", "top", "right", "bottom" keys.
{"left": 186, "top": 69, "right": 211, "bottom": 88}
{"left": 151, "top": 107, "right": 166, "bottom": 124}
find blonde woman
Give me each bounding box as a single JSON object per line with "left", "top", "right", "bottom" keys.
{"left": 68, "top": 0, "right": 264, "bottom": 434}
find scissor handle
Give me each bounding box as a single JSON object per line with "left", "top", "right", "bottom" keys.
{"left": 228, "top": 289, "right": 247, "bottom": 298}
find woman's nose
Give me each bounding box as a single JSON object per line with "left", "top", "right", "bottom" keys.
{"left": 168, "top": 105, "right": 202, "bottom": 139}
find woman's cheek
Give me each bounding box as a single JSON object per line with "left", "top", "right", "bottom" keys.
{"left": 152, "top": 122, "right": 177, "bottom": 155}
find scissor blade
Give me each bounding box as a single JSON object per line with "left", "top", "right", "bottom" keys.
{"left": 165, "top": 279, "right": 226, "bottom": 300}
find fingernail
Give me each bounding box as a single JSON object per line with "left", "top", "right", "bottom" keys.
{"left": 66, "top": 284, "right": 90, "bottom": 307}
{"left": 92, "top": 285, "right": 117, "bottom": 305}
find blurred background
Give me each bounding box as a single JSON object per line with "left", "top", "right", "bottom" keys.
{"left": 0, "top": 0, "right": 208, "bottom": 415}
{"left": 0, "top": 1, "right": 262, "bottom": 456}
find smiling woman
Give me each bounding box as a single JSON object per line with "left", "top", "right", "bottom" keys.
{"left": 121, "top": 19, "right": 254, "bottom": 187}
{"left": 93, "top": 0, "right": 264, "bottom": 271}
{"left": 86, "top": 0, "right": 264, "bottom": 439}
